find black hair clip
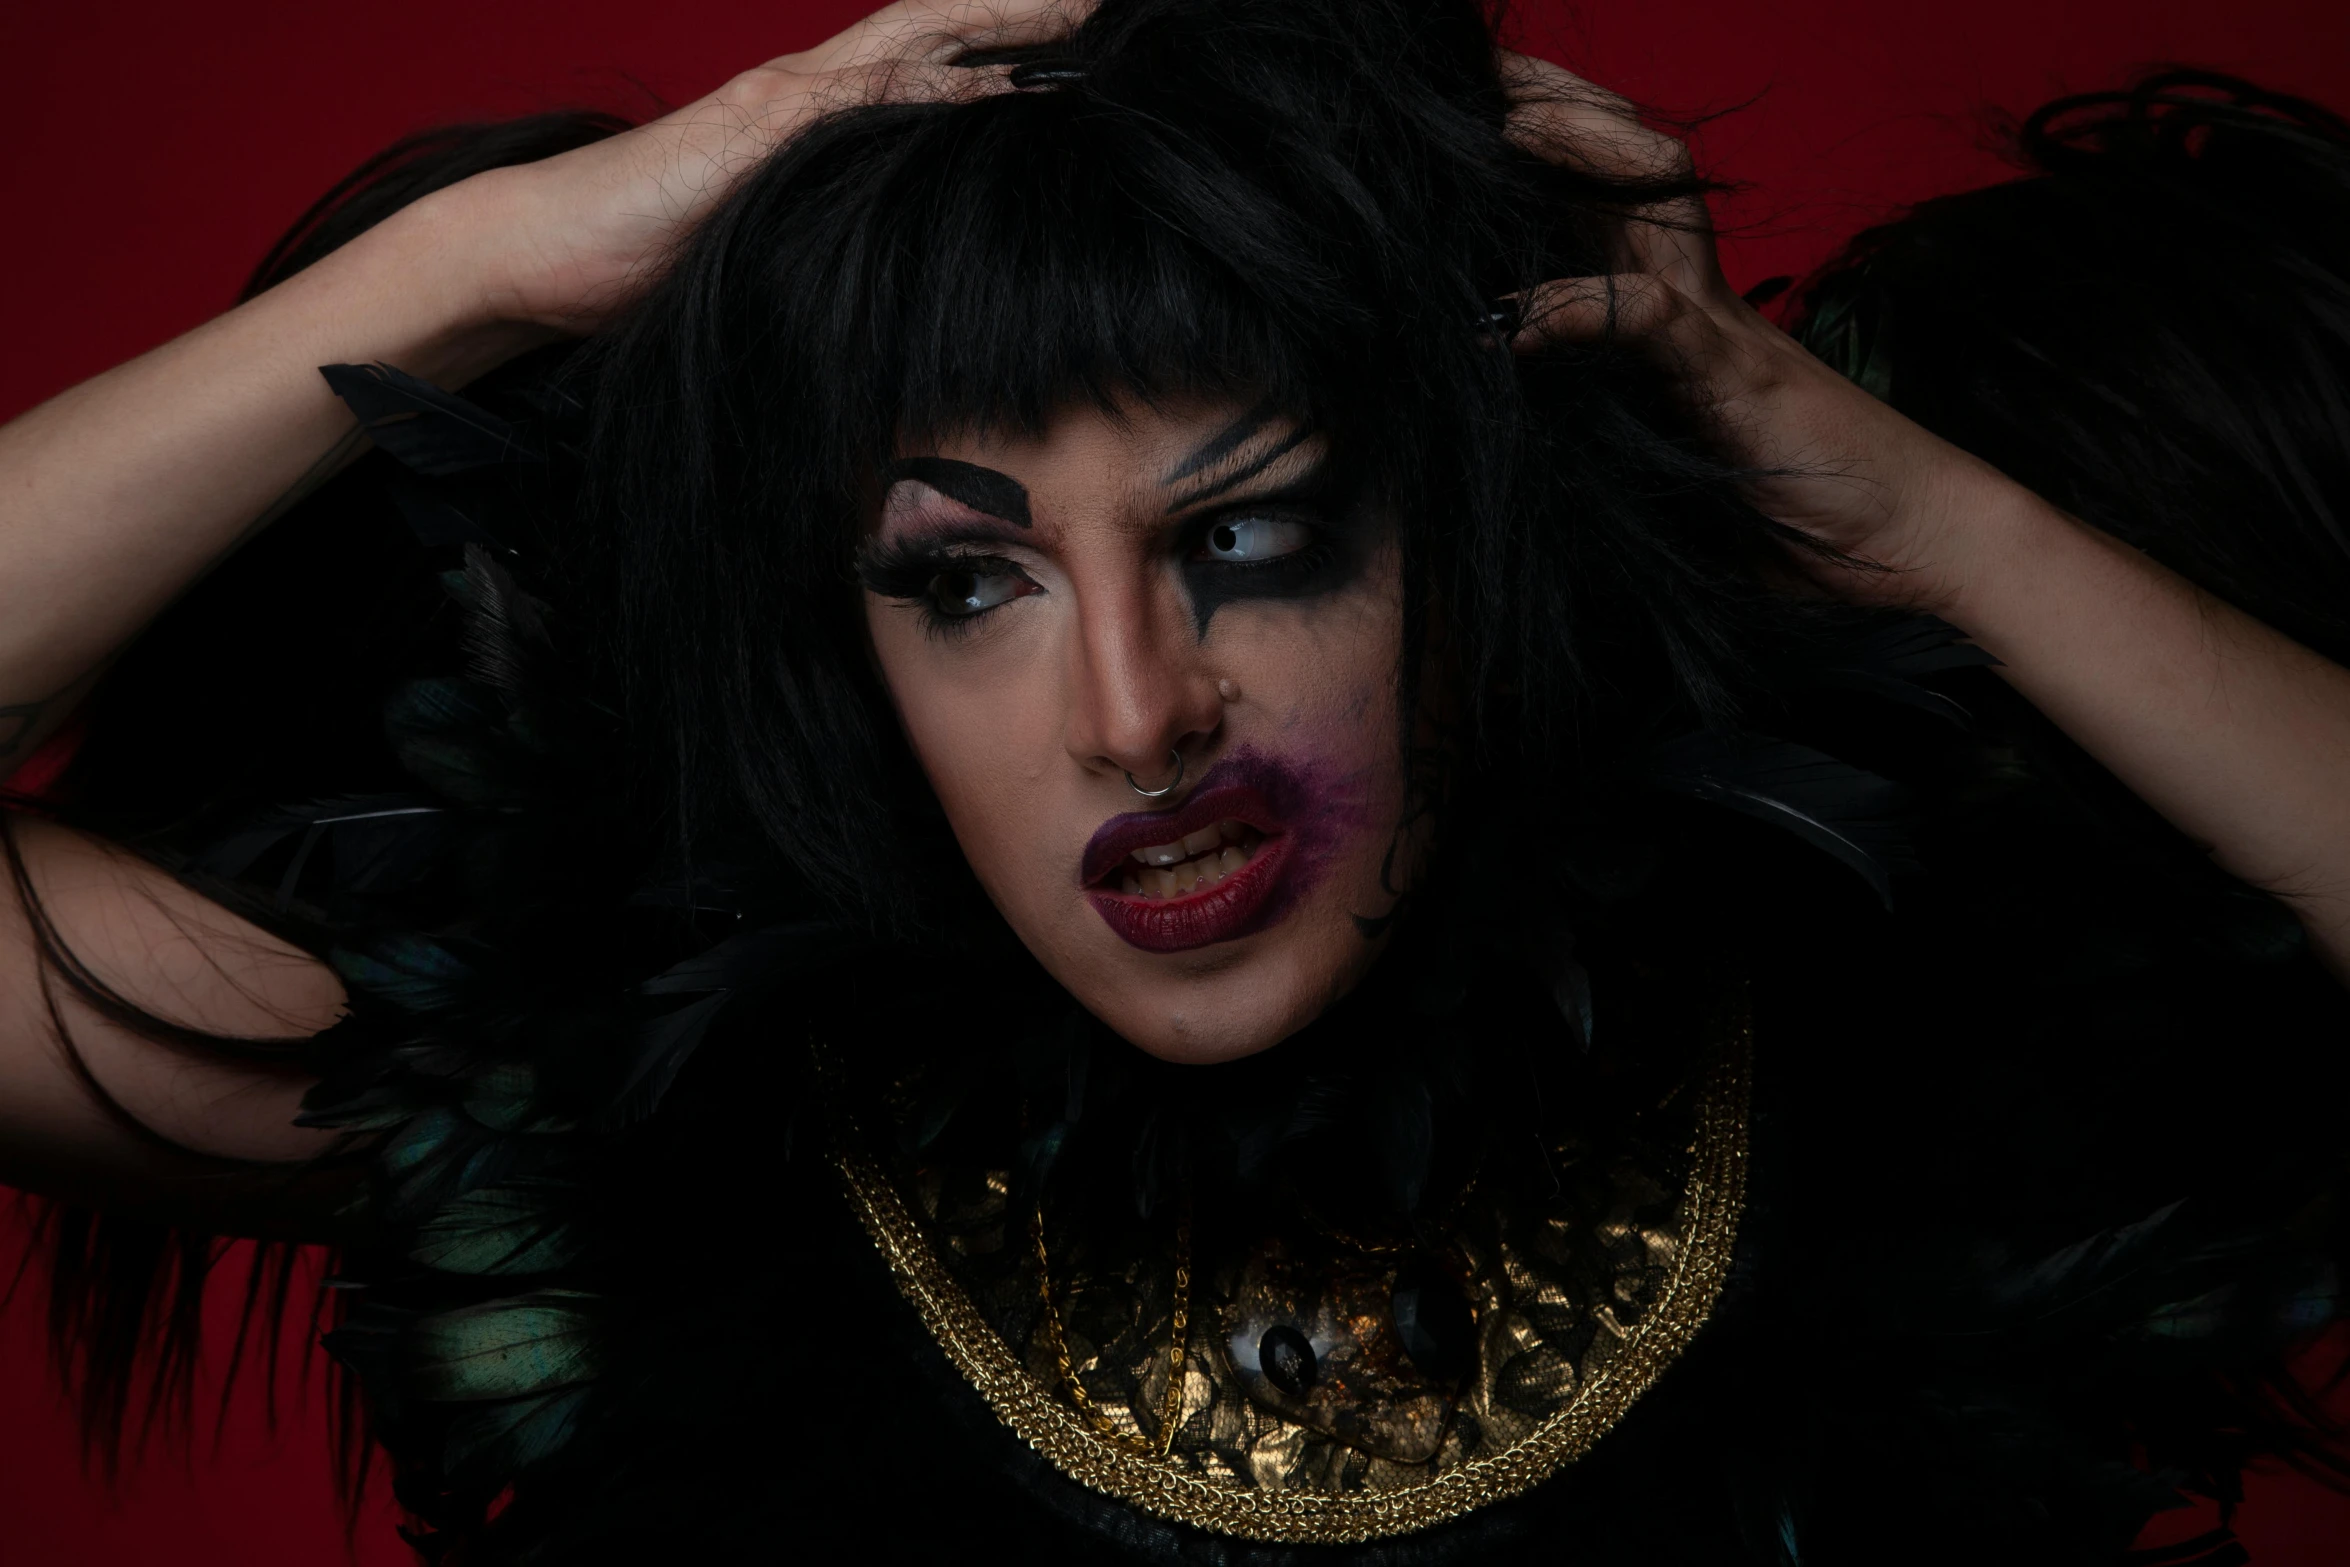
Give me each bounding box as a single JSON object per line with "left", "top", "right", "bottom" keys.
{"left": 1008, "top": 59, "right": 1087, "bottom": 90}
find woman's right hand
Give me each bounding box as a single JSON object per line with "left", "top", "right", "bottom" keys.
{"left": 439, "top": 0, "right": 1089, "bottom": 336}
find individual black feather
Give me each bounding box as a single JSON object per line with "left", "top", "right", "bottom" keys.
{"left": 606, "top": 920, "right": 857, "bottom": 1127}
{"left": 1647, "top": 730, "right": 1919, "bottom": 906}
{"left": 447, "top": 545, "right": 554, "bottom": 698}
{"left": 190, "top": 793, "right": 449, "bottom": 906}
{"left": 328, "top": 934, "right": 475, "bottom": 1015}
{"left": 374, "top": 1105, "right": 519, "bottom": 1223}
{"left": 1988, "top": 1200, "right": 2190, "bottom": 1317}
{"left": 1796, "top": 615, "right": 2001, "bottom": 726}
{"left": 387, "top": 469, "right": 508, "bottom": 551}
{"left": 322, "top": 362, "right": 542, "bottom": 473}
{"left": 410, "top": 1177, "right": 584, "bottom": 1277}
{"left": 442, "top": 1386, "right": 594, "bottom": 1481}
{"left": 384, "top": 677, "right": 531, "bottom": 805}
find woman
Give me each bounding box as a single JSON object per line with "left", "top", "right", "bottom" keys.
{"left": 2, "top": 1, "right": 2346, "bottom": 1561}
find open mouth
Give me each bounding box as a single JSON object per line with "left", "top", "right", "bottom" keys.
{"left": 1110, "top": 819, "right": 1268, "bottom": 899}
{"left": 1080, "top": 769, "right": 1298, "bottom": 953}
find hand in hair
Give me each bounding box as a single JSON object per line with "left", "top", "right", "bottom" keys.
{"left": 0, "top": 0, "right": 1090, "bottom": 781}
{"left": 448, "top": 0, "right": 1096, "bottom": 334}
{"left": 1499, "top": 52, "right": 2000, "bottom": 608}
{"left": 1504, "top": 54, "right": 2350, "bottom": 981}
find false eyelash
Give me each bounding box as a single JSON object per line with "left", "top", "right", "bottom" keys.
{"left": 855, "top": 537, "right": 1038, "bottom": 637}
{"left": 854, "top": 540, "right": 925, "bottom": 600}
{"left": 856, "top": 537, "right": 979, "bottom": 600}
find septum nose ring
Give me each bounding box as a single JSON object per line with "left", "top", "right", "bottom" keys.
{"left": 1124, "top": 749, "right": 1185, "bottom": 800}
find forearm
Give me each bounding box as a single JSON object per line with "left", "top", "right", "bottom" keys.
{"left": 1941, "top": 476, "right": 2350, "bottom": 973}
{"left": 0, "top": 817, "right": 356, "bottom": 1239}
{"left": 0, "top": 185, "right": 545, "bottom": 770}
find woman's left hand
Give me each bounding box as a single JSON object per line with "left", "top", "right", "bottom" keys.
{"left": 1500, "top": 54, "right": 2013, "bottom": 614}
{"left": 1502, "top": 54, "right": 2350, "bottom": 981}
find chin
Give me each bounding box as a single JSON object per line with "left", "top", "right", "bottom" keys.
{"left": 1068, "top": 937, "right": 1375, "bottom": 1066}
{"left": 1094, "top": 1000, "right": 1299, "bottom": 1066}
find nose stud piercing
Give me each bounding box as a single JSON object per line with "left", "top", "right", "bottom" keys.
{"left": 1125, "top": 749, "right": 1185, "bottom": 799}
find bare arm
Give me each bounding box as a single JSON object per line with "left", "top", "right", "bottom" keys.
{"left": 0, "top": 204, "right": 540, "bottom": 767}
{"left": 0, "top": 2, "right": 1084, "bottom": 1222}
{"left": 0, "top": 818, "right": 353, "bottom": 1235}
{"left": 0, "top": 0, "right": 1082, "bottom": 770}
{"left": 1933, "top": 469, "right": 2350, "bottom": 970}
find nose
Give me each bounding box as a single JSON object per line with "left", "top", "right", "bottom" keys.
{"left": 1062, "top": 578, "right": 1224, "bottom": 792}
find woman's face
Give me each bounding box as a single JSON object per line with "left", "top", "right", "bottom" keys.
{"left": 860, "top": 397, "right": 1421, "bottom": 1064}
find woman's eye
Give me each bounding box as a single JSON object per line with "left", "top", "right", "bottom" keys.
{"left": 1198, "top": 515, "right": 1313, "bottom": 563}
{"left": 924, "top": 561, "right": 1035, "bottom": 620}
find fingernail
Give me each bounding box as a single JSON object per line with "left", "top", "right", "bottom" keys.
{"left": 1478, "top": 297, "right": 1525, "bottom": 338}
{"left": 1008, "top": 60, "right": 1086, "bottom": 90}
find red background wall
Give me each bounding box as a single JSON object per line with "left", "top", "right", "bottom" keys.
{"left": 4, "top": 1, "right": 2349, "bottom": 1562}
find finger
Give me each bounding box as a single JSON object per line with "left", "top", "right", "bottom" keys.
{"left": 1498, "top": 52, "right": 1690, "bottom": 185}
{"left": 797, "top": 0, "right": 1092, "bottom": 74}
{"left": 1508, "top": 274, "right": 1686, "bottom": 352}
{"left": 927, "top": 0, "right": 1098, "bottom": 63}
{"left": 836, "top": 54, "right": 1022, "bottom": 115}
{"left": 1496, "top": 54, "right": 1723, "bottom": 294}
{"left": 820, "top": 0, "right": 1094, "bottom": 127}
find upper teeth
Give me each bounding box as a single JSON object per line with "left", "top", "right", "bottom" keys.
{"left": 1131, "top": 820, "right": 1251, "bottom": 867}
{"left": 1117, "top": 820, "right": 1262, "bottom": 900}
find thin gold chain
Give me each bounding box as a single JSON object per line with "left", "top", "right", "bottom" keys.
{"left": 1033, "top": 1199, "right": 1192, "bottom": 1458}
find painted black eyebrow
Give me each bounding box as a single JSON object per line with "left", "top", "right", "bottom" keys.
{"left": 1160, "top": 397, "right": 1285, "bottom": 486}
{"left": 865, "top": 519, "right": 1032, "bottom": 555}
{"left": 1162, "top": 424, "right": 1316, "bottom": 515}
{"left": 883, "top": 457, "right": 1032, "bottom": 527}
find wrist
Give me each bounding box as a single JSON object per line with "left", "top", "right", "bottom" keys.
{"left": 1919, "top": 462, "right": 2104, "bottom": 639}
{"left": 1873, "top": 452, "right": 2065, "bottom": 624}
{"left": 288, "top": 177, "right": 565, "bottom": 390}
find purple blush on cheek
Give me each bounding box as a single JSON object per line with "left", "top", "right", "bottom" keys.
{"left": 1221, "top": 743, "right": 1382, "bottom": 923}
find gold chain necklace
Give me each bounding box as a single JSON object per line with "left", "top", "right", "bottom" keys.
{"left": 1031, "top": 1199, "right": 1192, "bottom": 1458}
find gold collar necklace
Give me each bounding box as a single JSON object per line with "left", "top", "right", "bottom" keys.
{"left": 817, "top": 987, "right": 1751, "bottom": 1545}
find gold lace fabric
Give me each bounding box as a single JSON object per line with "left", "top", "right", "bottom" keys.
{"left": 824, "top": 1006, "right": 1750, "bottom": 1544}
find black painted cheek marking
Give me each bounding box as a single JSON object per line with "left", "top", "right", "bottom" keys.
{"left": 884, "top": 457, "right": 1033, "bottom": 528}
{"left": 1180, "top": 486, "right": 1383, "bottom": 640}
{"left": 1185, "top": 572, "right": 1250, "bottom": 642}
{"left": 1181, "top": 537, "right": 1373, "bottom": 640}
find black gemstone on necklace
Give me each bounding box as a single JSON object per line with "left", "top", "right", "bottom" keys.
{"left": 1260, "top": 1325, "right": 1318, "bottom": 1396}
{"left": 1392, "top": 1264, "right": 1477, "bottom": 1383}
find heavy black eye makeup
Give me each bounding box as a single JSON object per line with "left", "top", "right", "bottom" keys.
{"left": 856, "top": 529, "right": 1040, "bottom": 636}
{"left": 858, "top": 430, "right": 1371, "bottom": 641}
{"left": 1173, "top": 460, "right": 1372, "bottom": 639}
{"left": 861, "top": 463, "right": 1044, "bottom": 637}
{"left": 881, "top": 457, "right": 1032, "bottom": 528}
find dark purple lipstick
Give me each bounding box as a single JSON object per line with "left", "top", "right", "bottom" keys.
{"left": 1080, "top": 748, "right": 1356, "bottom": 954}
